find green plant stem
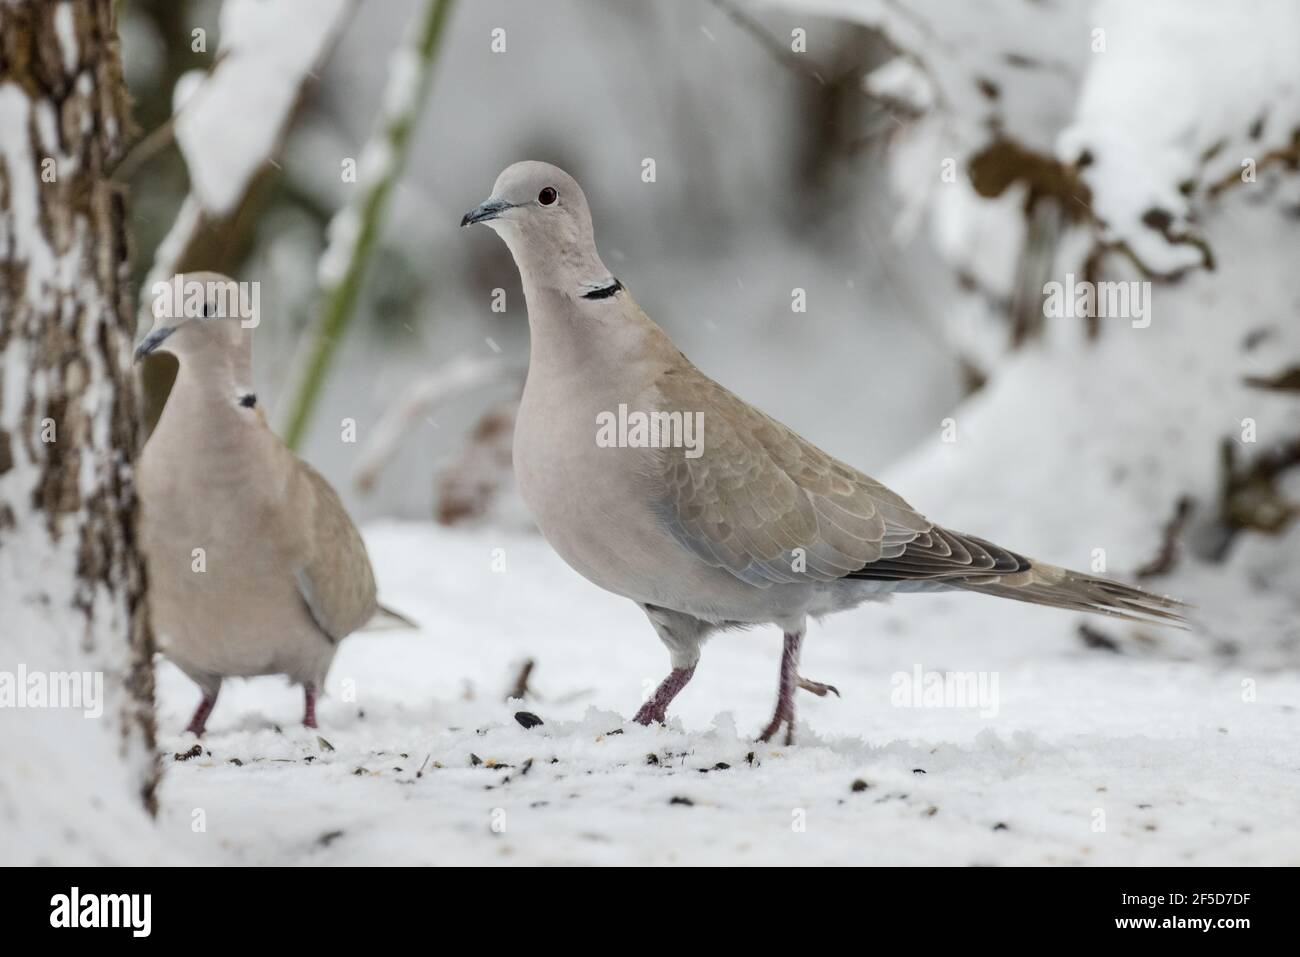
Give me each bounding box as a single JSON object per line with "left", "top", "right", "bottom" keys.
{"left": 282, "top": 0, "right": 455, "bottom": 450}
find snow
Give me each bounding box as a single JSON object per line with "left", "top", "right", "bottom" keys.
{"left": 0, "top": 344, "right": 167, "bottom": 863}
{"left": 174, "top": 0, "right": 353, "bottom": 216}
{"left": 772, "top": 0, "right": 1090, "bottom": 150}
{"left": 54, "top": 2, "right": 78, "bottom": 74}
{"left": 170, "top": 69, "right": 205, "bottom": 115}
{"left": 149, "top": 509, "right": 1299, "bottom": 866}
{"left": 352, "top": 355, "right": 522, "bottom": 492}
{"left": 314, "top": 5, "right": 437, "bottom": 294}
{"left": 1058, "top": 0, "right": 1300, "bottom": 276}
{"left": 148, "top": 170, "right": 1298, "bottom": 864}
{"left": 0, "top": 88, "right": 53, "bottom": 307}
{"left": 862, "top": 56, "right": 933, "bottom": 112}
{"left": 11, "top": 0, "right": 1285, "bottom": 867}
{"left": 381, "top": 45, "right": 423, "bottom": 118}
{"left": 316, "top": 205, "right": 359, "bottom": 287}
{"left": 774, "top": 0, "right": 1300, "bottom": 279}
{"left": 0, "top": 47, "right": 163, "bottom": 863}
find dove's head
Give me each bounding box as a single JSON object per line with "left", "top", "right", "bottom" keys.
{"left": 461, "top": 161, "right": 607, "bottom": 285}
{"left": 135, "top": 271, "right": 260, "bottom": 364}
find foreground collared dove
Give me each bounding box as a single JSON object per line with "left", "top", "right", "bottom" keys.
{"left": 136, "top": 272, "right": 383, "bottom": 735}
{"left": 463, "top": 162, "right": 1187, "bottom": 744}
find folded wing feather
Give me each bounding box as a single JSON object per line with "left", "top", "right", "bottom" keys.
{"left": 652, "top": 363, "right": 1187, "bottom": 628}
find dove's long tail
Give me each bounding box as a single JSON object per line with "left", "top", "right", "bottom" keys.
{"left": 953, "top": 561, "right": 1189, "bottom": 628}
{"left": 360, "top": 602, "right": 420, "bottom": 632}
{"left": 842, "top": 525, "right": 1189, "bottom": 628}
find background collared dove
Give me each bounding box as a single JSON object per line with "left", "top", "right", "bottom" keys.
{"left": 463, "top": 162, "right": 1187, "bottom": 744}
{"left": 136, "top": 272, "right": 384, "bottom": 735}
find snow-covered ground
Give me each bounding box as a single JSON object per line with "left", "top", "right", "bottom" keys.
{"left": 153, "top": 523, "right": 1300, "bottom": 866}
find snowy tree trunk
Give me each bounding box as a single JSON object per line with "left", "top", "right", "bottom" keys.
{"left": 0, "top": 0, "right": 159, "bottom": 864}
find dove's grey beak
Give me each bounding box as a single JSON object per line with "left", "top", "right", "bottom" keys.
{"left": 460, "top": 198, "right": 512, "bottom": 227}
{"left": 134, "top": 326, "right": 175, "bottom": 363}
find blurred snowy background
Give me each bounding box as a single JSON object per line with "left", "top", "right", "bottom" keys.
{"left": 113, "top": 0, "right": 1298, "bottom": 864}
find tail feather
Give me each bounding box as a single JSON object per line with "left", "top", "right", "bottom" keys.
{"left": 360, "top": 602, "right": 421, "bottom": 632}
{"left": 955, "top": 562, "right": 1190, "bottom": 628}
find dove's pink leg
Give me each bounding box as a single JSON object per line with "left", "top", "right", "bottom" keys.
{"left": 302, "top": 684, "right": 318, "bottom": 729}
{"left": 633, "top": 665, "right": 696, "bottom": 725}
{"left": 758, "top": 630, "right": 804, "bottom": 745}
{"left": 185, "top": 693, "right": 217, "bottom": 737}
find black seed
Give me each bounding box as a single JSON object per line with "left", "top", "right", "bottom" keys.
{"left": 1142, "top": 207, "right": 1174, "bottom": 232}
{"left": 670, "top": 796, "right": 694, "bottom": 806}
{"left": 514, "top": 711, "right": 543, "bottom": 729}
{"left": 851, "top": 779, "right": 870, "bottom": 793}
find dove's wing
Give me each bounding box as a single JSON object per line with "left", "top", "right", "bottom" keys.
{"left": 290, "top": 459, "right": 378, "bottom": 641}
{"left": 652, "top": 365, "right": 1028, "bottom": 588}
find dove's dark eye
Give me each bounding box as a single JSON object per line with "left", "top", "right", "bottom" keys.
{"left": 538, "top": 187, "right": 557, "bottom": 206}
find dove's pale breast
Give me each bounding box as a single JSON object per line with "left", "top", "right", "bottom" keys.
{"left": 512, "top": 291, "right": 820, "bottom": 624}
{"left": 139, "top": 376, "right": 335, "bottom": 686}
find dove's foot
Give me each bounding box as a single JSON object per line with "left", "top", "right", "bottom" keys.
{"left": 302, "top": 683, "right": 318, "bottom": 729}
{"left": 798, "top": 676, "right": 840, "bottom": 698}
{"left": 633, "top": 665, "right": 697, "bottom": 725}
{"left": 185, "top": 693, "right": 217, "bottom": 737}
{"left": 757, "top": 708, "right": 794, "bottom": 745}
{"left": 757, "top": 630, "right": 807, "bottom": 745}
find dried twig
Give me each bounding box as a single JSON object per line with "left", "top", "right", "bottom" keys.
{"left": 1208, "top": 437, "right": 1300, "bottom": 559}
{"left": 352, "top": 355, "right": 522, "bottom": 493}
{"left": 707, "top": 0, "right": 827, "bottom": 84}
{"left": 1243, "top": 365, "right": 1300, "bottom": 393}
{"left": 1135, "top": 495, "right": 1195, "bottom": 580}
{"left": 1206, "top": 130, "right": 1300, "bottom": 197}
{"left": 507, "top": 659, "right": 536, "bottom": 702}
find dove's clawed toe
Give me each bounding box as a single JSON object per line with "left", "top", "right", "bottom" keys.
{"left": 798, "top": 677, "right": 840, "bottom": 698}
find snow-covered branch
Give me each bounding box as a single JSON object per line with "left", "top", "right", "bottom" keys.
{"left": 280, "top": 0, "right": 457, "bottom": 451}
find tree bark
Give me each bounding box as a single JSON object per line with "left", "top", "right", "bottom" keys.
{"left": 0, "top": 0, "right": 159, "bottom": 863}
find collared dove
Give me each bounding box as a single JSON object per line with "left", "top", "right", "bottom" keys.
{"left": 462, "top": 162, "right": 1187, "bottom": 744}
{"left": 136, "top": 272, "right": 384, "bottom": 735}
